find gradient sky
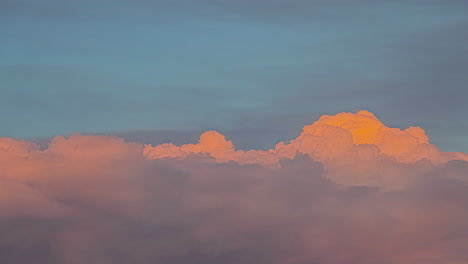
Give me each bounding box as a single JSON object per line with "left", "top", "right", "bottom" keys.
{"left": 1, "top": 0, "right": 467, "bottom": 151}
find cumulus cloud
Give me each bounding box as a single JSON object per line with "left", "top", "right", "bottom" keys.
{"left": 1, "top": 111, "right": 468, "bottom": 263}
{"left": 144, "top": 110, "right": 466, "bottom": 186}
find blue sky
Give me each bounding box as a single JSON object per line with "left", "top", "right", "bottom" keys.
{"left": 1, "top": 0, "right": 467, "bottom": 151}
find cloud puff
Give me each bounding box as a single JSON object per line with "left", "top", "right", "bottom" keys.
{"left": 1, "top": 111, "right": 468, "bottom": 263}
{"left": 144, "top": 110, "right": 466, "bottom": 186}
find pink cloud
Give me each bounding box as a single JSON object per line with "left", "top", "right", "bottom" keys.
{"left": 0, "top": 111, "right": 467, "bottom": 263}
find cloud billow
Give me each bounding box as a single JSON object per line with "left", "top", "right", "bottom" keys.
{"left": 1, "top": 111, "right": 468, "bottom": 263}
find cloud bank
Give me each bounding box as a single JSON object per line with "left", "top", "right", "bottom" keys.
{"left": 1, "top": 111, "right": 468, "bottom": 263}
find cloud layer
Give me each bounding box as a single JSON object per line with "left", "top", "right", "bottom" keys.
{"left": 1, "top": 111, "right": 468, "bottom": 263}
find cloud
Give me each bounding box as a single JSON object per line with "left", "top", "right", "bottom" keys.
{"left": 1, "top": 111, "right": 468, "bottom": 263}
{"left": 145, "top": 110, "right": 465, "bottom": 187}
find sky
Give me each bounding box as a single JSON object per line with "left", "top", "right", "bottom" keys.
{"left": 1, "top": 0, "right": 468, "bottom": 152}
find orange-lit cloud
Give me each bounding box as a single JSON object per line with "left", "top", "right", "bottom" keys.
{"left": 144, "top": 110, "right": 465, "bottom": 186}
{"left": 1, "top": 111, "right": 468, "bottom": 263}
{"left": 143, "top": 110, "right": 457, "bottom": 165}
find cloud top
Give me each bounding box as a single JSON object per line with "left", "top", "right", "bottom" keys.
{"left": 144, "top": 110, "right": 465, "bottom": 186}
